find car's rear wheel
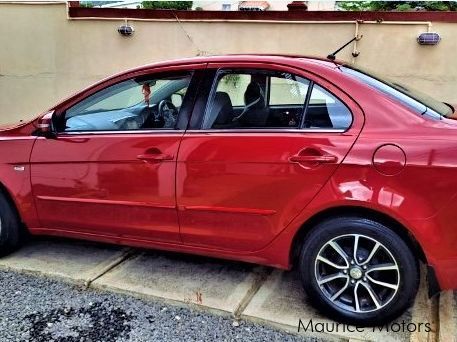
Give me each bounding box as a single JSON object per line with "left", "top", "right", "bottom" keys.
{"left": 298, "top": 216, "right": 419, "bottom": 326}
{"left": 0, "top": 192, "right": 23, "bottom": 256}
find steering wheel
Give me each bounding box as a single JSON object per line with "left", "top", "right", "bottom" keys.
{"left": 157, "top": 99, "right": 178, "bottom": 129}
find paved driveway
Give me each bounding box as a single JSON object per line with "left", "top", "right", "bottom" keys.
{"left": 0, "top": 237, "right": 450, "bottom": 342}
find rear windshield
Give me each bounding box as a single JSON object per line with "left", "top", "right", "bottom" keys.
{"left": 340, "top": 66, "right": 453, "bottom": 119}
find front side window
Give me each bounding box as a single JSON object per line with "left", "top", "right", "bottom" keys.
{"left": 202, "top": 69, "right": 352, "bottom": 130}
{"left": 61, "top": 73, "right": 192, "bottom": 132}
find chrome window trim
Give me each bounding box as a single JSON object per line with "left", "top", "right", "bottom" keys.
{"left": 185, "top": 128, "right": 346, "bottom": 134}
{"left": 56, "top": 128, "right": 346, "bottom": 136}
{"left": 57, "top": 129, "right": 185, "bottom": 136}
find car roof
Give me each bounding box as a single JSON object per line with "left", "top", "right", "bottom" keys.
{"left": 126, "top": 54, "right": 344, "bottom": 74}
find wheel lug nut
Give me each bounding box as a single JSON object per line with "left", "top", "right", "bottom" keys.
{"left": 343, "top": 270, "right": 347, "bottom": 274}
{"left": 363, "top": 277, "right": 367, "bottom": 282}
{"left": 363, "top": 265, "right": 367, "bottom": 270}
{"left": 351, "top": 280, "right": 355, "bottom": 284}
{"left": 350, "top": 260, "right": 355, "bottom": 265}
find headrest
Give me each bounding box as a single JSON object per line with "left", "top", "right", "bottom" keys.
{"left": 244, "top": 82, "right": 265, "bottom": 108}
{"left": 214, "top": 91, "right": 232, "bottom": 106}
{"left": 211, "top": 91, "right": 234, "bottom": 126}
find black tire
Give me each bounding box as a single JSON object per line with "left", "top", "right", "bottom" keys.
{"left": 298, "top": 216, "right": 419, "bottom": 326}
{"left": 0, "top": 192, "right": 23, "bottom": 256}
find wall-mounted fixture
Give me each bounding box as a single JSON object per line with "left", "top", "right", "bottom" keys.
{"left": 417, "top": 32, "right": 441, "bottom": 45}
{"left": 118, "top": 23, "right": 134, "bottom": 37}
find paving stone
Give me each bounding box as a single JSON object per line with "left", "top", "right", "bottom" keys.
{"left": 0, "top": 238, "right": 127, "bottom": 283}
{"left": 92, "top": 250, "right": 268, "bottom": 314}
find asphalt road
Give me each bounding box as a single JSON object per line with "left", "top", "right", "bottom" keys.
{"left": 0, "top": 270, "right": 320, "bottom": 342}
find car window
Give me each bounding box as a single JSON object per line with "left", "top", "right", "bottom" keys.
{"left": 203, "top": 70, "right": 311, "bottom": 129}
{"left": 341, "top": 66, "right": 451, "bottom": 119}
{"left": 202, "top": 69, "right": 350, "bottom": 131}
{"left": 62, "top": 73, "right": 192, "bottom": 132}
{"left": 269, "top": 75, "right": 309, "bottom": 105}
{"left": 305, "top": 85, "right": 352, "bottom": 130}
{"left": 216, "top": 74, "right": 252, "bottom": 107}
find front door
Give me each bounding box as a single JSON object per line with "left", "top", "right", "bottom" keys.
{"left": 177, "top": 65, "right": 362, "bottom": 252}
{"left": 31, "top": 67, "right": 203, "bottom": 243}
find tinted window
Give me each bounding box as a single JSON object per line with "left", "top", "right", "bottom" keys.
{"left": 216, "top": 74, "right": 252, "bottom": 107}
{"left": 269, "top": 75, "right": 309, "bottom": 105}
{"left": 63, "top": 73, "right": 192, "bottom": 132}
{"left": 202, "top": 69, "right": 351, "bottom": 131}
{"left": 203, "top": 70, "right": 311, "bottom": 129}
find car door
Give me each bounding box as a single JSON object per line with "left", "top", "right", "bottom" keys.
{"left": 30, "top": 64, "right": 205, "bottom": 243}
{"left": 176, "top": 63, "right": 363, "bottom": 252}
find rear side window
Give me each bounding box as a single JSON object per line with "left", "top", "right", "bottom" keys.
{"left": 216, "top": 74, "right": 252, "bottom": 107}
{"left": 269, "top": 75, "right": 309, "bottom": 105}
{"left": 203, "top": 70, "right": 311, "bottom": 129}
{"left": 202, "top": 69, "right": 352, "bottom": 131}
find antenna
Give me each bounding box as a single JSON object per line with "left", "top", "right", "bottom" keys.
{"left": 172, "top": 11, "right": 210, "bottom": 56}
{"left": 327, "top": 35, "right": 363, "bottom": 61}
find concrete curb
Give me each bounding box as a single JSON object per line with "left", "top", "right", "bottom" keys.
{"left": 0, "top": 239, "right": 129, "bottom": 284}
{"left": 410, "top": 265, "right": 438, "bottom": 342}
{"left": 438, "top": 291, "right": 456, "bottom": 342}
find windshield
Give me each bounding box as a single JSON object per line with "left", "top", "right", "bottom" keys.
{"left": 340, "top": 66, "right": 453, "bottom": 118}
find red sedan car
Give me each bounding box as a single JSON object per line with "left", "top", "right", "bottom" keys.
{"left": 1, "top": 55, "right": 456, "bottom": 325}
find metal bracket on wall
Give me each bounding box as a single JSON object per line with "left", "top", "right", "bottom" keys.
{"left": 351, "top": 21, "right": 364, "bottom": 62}
{"left": 350, "top": 19, "right": 433, "bottom": 63}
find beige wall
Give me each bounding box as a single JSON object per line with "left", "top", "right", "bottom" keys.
{"left": 192, "top": 1, "right": 336, "bottom": 11}
{"left": 1, "top": 2, "right": 456, "bottom": 124}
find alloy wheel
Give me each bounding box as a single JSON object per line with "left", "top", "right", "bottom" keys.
{"left": 314, "top": 234, "right": 400, "bottom": 313}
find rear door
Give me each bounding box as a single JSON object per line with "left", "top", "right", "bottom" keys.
{"left": 176, "top": 63, "right": 363, "bottom": 252}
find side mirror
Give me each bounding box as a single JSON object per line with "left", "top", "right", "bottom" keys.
{"left": 37, "top": 111, "right": 56, "bottom": 138}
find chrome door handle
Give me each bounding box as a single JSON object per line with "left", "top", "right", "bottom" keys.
{"left": 289, "top": 154, "right": 337, "bottom": 164}
{"left": 137, "top": 153, "right": 174, "bottom": 163}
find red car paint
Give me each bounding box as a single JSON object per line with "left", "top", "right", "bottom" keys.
{"left": 1, "top": 55, "right": 457, "bottom": 290}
